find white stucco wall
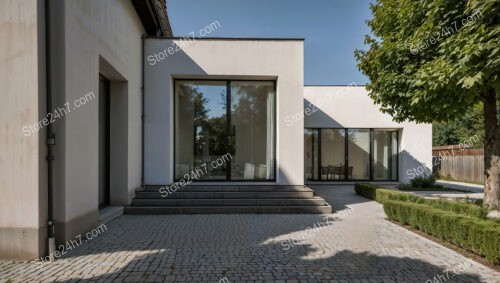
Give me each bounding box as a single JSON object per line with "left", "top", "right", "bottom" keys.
{"left": 51, "top": 0, "right": 144, "bottom": 240}
{"left": 304, "top": 86, "right": 432, "bottom": 183}
{"left": 1, "top": 0, "right": 146, "bottom": 258}
{"left": 0, "top": 0, "right": 47, "bottom": 259}
{"left": 144, "top": 38, "right": 305, "bottom": 185}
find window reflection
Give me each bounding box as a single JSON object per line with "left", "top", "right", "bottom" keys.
{"left": 174, "top": 80, "right": 275, "bottom": 181}
{"left": 175, "top": 81, "right": 228, "bottom": 180}
{"left": 230, "top": 81, "right": 275, "bottom": 180}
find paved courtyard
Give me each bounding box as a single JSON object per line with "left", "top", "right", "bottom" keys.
{"left": 0, "top": 186, "right": 498, "bottom": 282}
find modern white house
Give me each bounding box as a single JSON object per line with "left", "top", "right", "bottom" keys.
{"left": 0, "top": 0, "right": 431, "bottom": 260}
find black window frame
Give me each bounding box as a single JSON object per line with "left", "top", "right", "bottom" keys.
{"left": 305, "top": 127, "right": 399, "bottom": 182}
{"left": 173, "top": 78, "right": 277, "bottom": 182}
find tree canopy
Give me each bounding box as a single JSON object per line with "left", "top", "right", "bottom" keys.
{"left": 355, "top": 0, "right": 500, "bottom": 209}
{"left": 354, "top": 0, "right": 499, "bottom": 123}
{"left": 433, "top": 103, "right": 484, "bottom": 146}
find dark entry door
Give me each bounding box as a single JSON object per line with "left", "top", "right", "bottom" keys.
{"left": 98, "top": 75, "right": 110, "bottom": 208}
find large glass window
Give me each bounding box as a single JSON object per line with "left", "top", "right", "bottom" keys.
{"left": 175, "top": 80, "right": 275, "bottom": 181}
{"left": 230, "top": 81, "right": 275, "bottom": 180}
{"left": 320, "top": 129, "right": 346, "bottom": 180}
{"left": 175, "top": 81, "right": 227, "bottom": 180}
{"left": 304, "top": 128, "right": 398, "bottom": 181}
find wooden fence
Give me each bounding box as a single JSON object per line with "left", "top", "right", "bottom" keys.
{"left": 432, "top": 145, "right": 484, "bottom": 183}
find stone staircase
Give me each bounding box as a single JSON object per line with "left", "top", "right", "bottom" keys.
{"left": 125, "top": 185, "right": 332, "bottom": 214}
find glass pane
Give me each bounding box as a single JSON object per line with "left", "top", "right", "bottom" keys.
{"left": 175, "top": 81, "right": 228, "bottom": 180}
{"left": 373, "top": 131, "right": 399, "bottom": 180}
{"left": 320, "top": 129, "right": 346, "bottom": 180}
{"left": 304, "top": 129, "right": 319, "bottom": 181}
{"left": 230, "top": 81, "right": 275, "bottom": 180}
{"left": 373, "top": 131, "right": 390, "bottom": 180}
{"left": 347, "top": 129, "right": 370, "bottom": 180}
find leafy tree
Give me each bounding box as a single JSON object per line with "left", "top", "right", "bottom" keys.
{"left": 192, "top": 88, "right": 209, "bottom": 123}
{"left": 355, "top": 0, "right": 499, "bottom": 208}
{"left": 206, "top": 116, "right": 228, "bottom": 155}
{"left": 433, "top": 103, "right": 484, "bottom": 147}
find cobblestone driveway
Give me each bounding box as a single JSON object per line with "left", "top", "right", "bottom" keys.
{"left": 0, "top": 186, "right": 498, "bottom": 282}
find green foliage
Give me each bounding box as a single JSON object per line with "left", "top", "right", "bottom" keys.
{"left": 409, "top": 174, "right": 436, "bottom": 188}
{"left": 355, "top": 183, "right": 487, "bottom": 218}
{"left": 384, "top": 200, "right": 499, "bottom": 264}
{"left": 375, "top": 188, "right": 423, "bottom": 204}
{"left": 354, "top": 183, "right": 421, "bottom": 203}
{"left": 355, "top": 183, "right": 496, "bottom": 263}
{"left": 431, "top": 199, "right": 489, "bottom": 218}
{"left": 433, "top": 103, "right": 485, "bottom": 146}
{"left": 354, "top": 0, "right": 500, "bottom": 123}
{"left": 354, "top": 183, "right": 381, "bottom": 200}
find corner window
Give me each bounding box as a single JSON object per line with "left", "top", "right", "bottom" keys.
{"left": 305, "top": 128, "right": 398, "bottom": 181}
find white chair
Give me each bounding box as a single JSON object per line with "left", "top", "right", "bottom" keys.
{"left": 243, "top": 163, "right": 255, "bottom": 180}
{"left": 255, "top": 164, "right": 267, "bottom": 179}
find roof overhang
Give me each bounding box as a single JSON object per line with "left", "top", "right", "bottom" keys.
{"left": 131, "top": 0, "right": 173, "bottom": 36}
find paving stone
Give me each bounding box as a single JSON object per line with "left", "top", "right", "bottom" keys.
{"left": 0, "top": 186, "right": 498, "bottom": 282}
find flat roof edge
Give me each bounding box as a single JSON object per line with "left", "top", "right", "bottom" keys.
{"left": 145, "top": 36, "right": 305, "bottom": 41}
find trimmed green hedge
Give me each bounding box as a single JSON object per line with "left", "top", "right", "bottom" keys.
{"left": 354, "top": 183, "right": 499, "bottom": 264}
{"left": 384, "top": 200, "right": 500, "bottom": 264}
{"left": 354, "top": 183, "right": 379, "bottom": 200}
{"left": 354, "top": 183, "right": 487, "bottom": 219}
{"left": 354, "top": 183, "right": 419, "bottom": 203}
{"left": 375, "top": 188, "right": 421, "bottom": 204}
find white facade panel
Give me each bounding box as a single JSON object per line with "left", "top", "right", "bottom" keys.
{"left": 144, "top": 39, "right": 305, "bottom": 185}
{"left": 51, "top": 0, "right": 145, "bottom": 240}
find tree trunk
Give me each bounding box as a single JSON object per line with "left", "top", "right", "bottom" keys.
{"left": 483, "top": 87, "right": 500, "bottom": 209}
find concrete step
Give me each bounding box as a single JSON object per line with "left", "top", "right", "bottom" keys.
{"left": 125, "top": 205, "right": 332, "bottom": 214}
{"left": 135, "top": 191, "right": 315, "bottom": 199}
{"left": 140, "top": 185, "right": 312, "bottom": 192}
{"left": 132, "top": 197, "right": 327, "bottom": 207}
{"left": 129, "top": 185, "right": 331, "bottom": 214}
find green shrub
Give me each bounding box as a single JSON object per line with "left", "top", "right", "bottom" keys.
{"left": 383, "top": 200, "right": 500, "bottom": 264}
{"left": 355, "top": 183, "right": 495, "bottom": 263}
{"left": 354, "top": 183, "right": 424, "bottom": 204}
{"left": 354, "top": 183, "right": 380, "bottom": 200}
{"left": 377, "top": 189, "right": 487, "bottom": 219}
{"left": 428, "top": 199, "right": 488, "bottom": 219}
{"left": 410, "top": 174, "right": 436, "bottom": 188}
{"left": 355, "top": 183, "right": 487, "bottom": 219}
{"left": 375, "top": 188, "right": 422, "bottom": 204}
